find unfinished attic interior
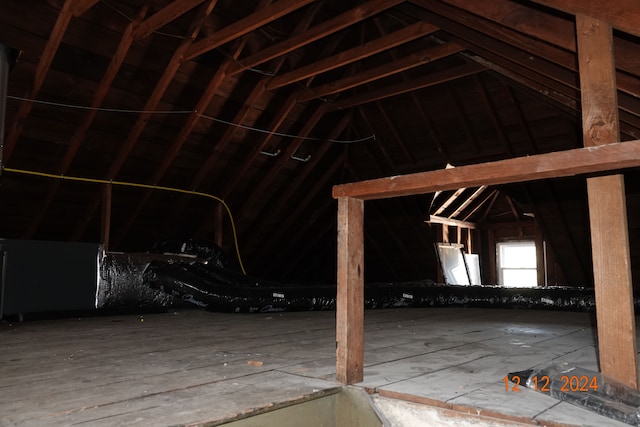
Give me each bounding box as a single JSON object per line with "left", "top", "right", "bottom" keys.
{"left": 2, "top": 0, "right": 640, "bottom": 425}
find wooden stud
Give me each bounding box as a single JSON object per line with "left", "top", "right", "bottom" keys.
{"left": 214, "top": 204, "right": 223, "bottom": 248}
{"left": 441, "top": 224, "right": 449, "bottom": 244}
{"left": 576, "top": 14, "right": 638, "bottom": 388}
{"left": 336, "top": 196, "right": 364, "bottom": 385}
{"left": 101, "top": 184, "right": 112, "bottom": 251}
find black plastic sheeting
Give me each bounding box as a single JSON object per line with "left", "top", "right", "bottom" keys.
{"left": 139, "top": 260, "right": 602, "bottom": 313}
{"left": 97, "top": 252, "right": 177, "bottom": 309}
{"left": 97, "top": 239, "right": 640, "bottom": 314}
{"left": 509, "top": 363, "right": 640, "bottom": 425}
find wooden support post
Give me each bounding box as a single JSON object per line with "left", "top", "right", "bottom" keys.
{"left": 101, "top": 183, "right": 112, "bottom": 251}
{"left": 577, "top": 15, "right": 638, "bottom": 388}
{"left": 442, "top": 224, "right": 449, "bottom": 243}
{"left": 336, "top": 196, "right": 364, "bottom": 384}
{"left": 214, "top": 204, "right": 224, "bottom": 248}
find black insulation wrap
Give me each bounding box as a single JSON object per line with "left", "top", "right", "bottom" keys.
{"left": 141, "top": 260, "right": 600, "bottom": 313}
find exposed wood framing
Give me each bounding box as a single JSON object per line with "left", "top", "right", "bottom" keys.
{"left": 333, "top": 62, "right": 484, "bottom": 110}
{"left": 101, "top": 184, "right": 112, "bottom": 251}
{"left": 214, "top": 204, "right": 223, "bottom": 248}
{"left": 333, "top": 140, "right": 640, "bottom": 200}
{"left": 576, "top": 15, "right": 638, "bottom": 388}
{"left": 226, "top": 0, "right": 405, "bottom": 76}
{"left": 185, "top": 0, "right": 312, "bottom": 60}
{"left": 71, "top": 0, "right": 219, "bottom": 241}
{"left": 267, "top": 22, "right": 439, "bottom": 91}
{"left": 134, "top": 0, "right": 209, "bottom": 40}
{"left": 529, "top": 0, "right": 640, "bottom": 38}
{"left": 336, "top": 196, "right": 364, "bottom": 384}
{"left": 333, "top": 139, "right": 640, "bottom": 383}
{"left": 3, "top": 0, "right": 75, "bottom": 162}
{"left": 428, "top": 215, "right": 476, "bottom": 229}
{"left": 298, "top": 42, "right": 465, "bottom": 103}
{"left": 25, "top": 4, "right": 150, "bottom": 239}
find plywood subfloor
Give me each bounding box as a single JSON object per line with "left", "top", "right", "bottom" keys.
{"left": 0, "top": 308, "right": 635, "bottom": 426}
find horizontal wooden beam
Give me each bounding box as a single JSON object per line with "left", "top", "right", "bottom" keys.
{"left": 527, "top": 0, "right": 640, "bottom": 38}
{"left": 332, "top": 140, "right": 640, "bottom": 200}
{"left": 427, "top": 215, "right": 477, "bottom": 229}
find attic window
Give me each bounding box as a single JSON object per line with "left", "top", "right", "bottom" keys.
{"left": 497, "top": 241, "right": 537, "bottom": 287}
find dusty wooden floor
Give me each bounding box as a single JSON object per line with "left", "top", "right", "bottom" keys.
{"left": 0, "top": 307, "right": 634, "bottom": 426}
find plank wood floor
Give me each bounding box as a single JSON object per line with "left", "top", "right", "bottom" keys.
{"left": 0, "top": 308, "right": 635, "bottom": 426}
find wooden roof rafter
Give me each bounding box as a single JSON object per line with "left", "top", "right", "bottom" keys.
{"left": 225, "top": 0, "right": 406, "bottom": 77}
{"left": 134, "top": 0, "right": 209, "bottom": 40}
{"left": 70, "top": 0, "right": 222, "bottom": 241}
{"left": 24, "top": 3, "right": 152, "bottom": 239}
{"left": 184, "top": 0, "right": 314, "bottom": 61}
{"left": 332, "top": 61, "right": 484, "bottom": 110}
{"left": 4, "top": 0, "right": 76, "bottom": 162}
{"left": 424, "top": 0, "right": 640, "bottom": 126}
{"left": 242, "top": 114, "right": 351, "bottom": 261}
{"left": 234, "top": 103, "right": 329, "bottom": 230}
{"left": 266, "top": 21, "right": 440, "bottom": 91}
{"left": 298, "top": 41, "right": 465, "bottom": 103}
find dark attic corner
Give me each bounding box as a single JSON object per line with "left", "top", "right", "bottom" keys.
{"left": 2, "top": 1, "right": 640, "bottom": 426}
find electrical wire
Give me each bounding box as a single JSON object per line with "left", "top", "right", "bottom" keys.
{"left": 7, "top": 95, "right": 375, "bottom": 143}
{"left": 98, "top": 0, "right": 359, "bottom": 107}
{"left": 1, "top": 166, "right": 247, "bottom": 275}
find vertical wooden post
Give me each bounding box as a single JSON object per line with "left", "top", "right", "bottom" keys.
{"left": 577, "top": 15, "right": 638, "bottom": 388}
{"left": 214, "top": 204, "right": 224, "bottom": 248}
{"left": 101, "top": 183, "right": 112, "bottom": 251}
{"left": 336, "top": 196, "right": 364, "bottom": 384}
{"left": 442, "top": 224, "right": 449, "bottom": 243}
